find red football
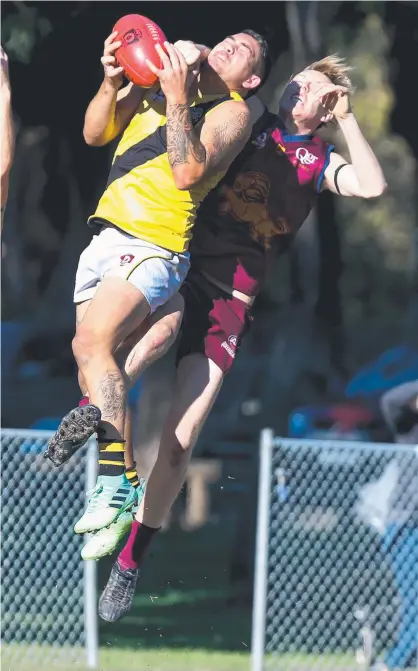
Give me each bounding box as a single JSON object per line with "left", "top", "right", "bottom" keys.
{"left": 113, "top": 14, "right": 167, "bottom": 88}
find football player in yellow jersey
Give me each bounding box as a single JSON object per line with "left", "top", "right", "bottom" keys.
{"left": 44, "top": 29, "right": 270, "bottom": 535}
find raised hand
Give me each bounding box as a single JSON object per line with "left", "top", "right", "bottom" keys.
{"left": 101, "top": 31, "right": 124, "bottom": 89}
{"left": 316, "top": 83, "right": 351, "bottom": 120}
{"left": 146, "top": 42, "right": 197, "bottom": 104}
{"left": 173, "top": 40, "right": 201, "bottom": 77}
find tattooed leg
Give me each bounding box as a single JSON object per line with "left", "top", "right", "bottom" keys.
{"left": 44, "top": 279, "right": 153, "bottom": 468}
{"left": 65, "top": 279, "right": 151, "bottom": 533}
{"left": 70, "top": 294, "right": 184, "bottom": 544}
{"left": 71, "top": 360, "right": 139, "bottom": 534}
{"left": 91, "top": 369, "right": 126, "bottom": 441}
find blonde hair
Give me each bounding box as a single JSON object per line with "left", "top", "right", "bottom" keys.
{"left": 304, "top": 54, "right": 354, "bottom": 94}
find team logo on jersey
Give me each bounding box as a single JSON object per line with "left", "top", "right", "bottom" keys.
{"left": 219, "top": 172, "right": 290, "bottom": 250}
{"left": 252, "top": 132, "right": 268, "bottom": 149}
{"left": 190, "top": 107, "right": 204, "bottom": 125}
{"left": 295, "top": 147, "right": 318, "bottom": 165}
{"left": 221, "top": 335, "right": 238, "bottom": 358}
{"left": 120, "top": 254, "right": 135, "bottom": 266}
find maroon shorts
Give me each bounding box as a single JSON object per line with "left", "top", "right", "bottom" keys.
{"left": 177, "top": 268, "right": 253, "bottom": 373}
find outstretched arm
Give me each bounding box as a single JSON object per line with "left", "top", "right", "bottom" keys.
{"left": 83, "top": 31, "right": 144, "bottom": 146}
{"left": 1, "top": 47, "right": 14, "bottom": 218}
{"left": 321, "top": 85, "right": 387, "bottom": 198}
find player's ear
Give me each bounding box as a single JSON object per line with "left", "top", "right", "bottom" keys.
{"left": 242, "top": 74, "right": 261, "bottom": 92}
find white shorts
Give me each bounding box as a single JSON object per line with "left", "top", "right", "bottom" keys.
{"left": 74, "top": 225, "right": 190, "bottom": 313}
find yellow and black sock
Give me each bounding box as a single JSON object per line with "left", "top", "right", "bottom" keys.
{"left": 125, "top": 462, "right": 140, "bottom": 489}
{"left": 98, "top": 441, "right": 125, "bottom": 477}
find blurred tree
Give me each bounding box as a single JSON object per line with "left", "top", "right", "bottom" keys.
{"left": 327, "top": 9, "right": 416, "bottom": 366}
{"left": 2, "top": 1, "right": 52, "bottom": 64}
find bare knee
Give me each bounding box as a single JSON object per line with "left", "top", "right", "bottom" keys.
{"left": 149, "top": 294, "right": 184, "bottom": 352}
{"left": 149, "top": 319, "right": 178, "bottom": 356}
{"left": 72, "top": 325, "right": 106, "bottom": 371}
{"left": 163, "top": 423, "right": 200, "bottom": 470}
{"left": 167, "top": 435, "right": 192, "bottom": 469}
{"left": 149, "top": 293, "right": 184, "bottom": 346}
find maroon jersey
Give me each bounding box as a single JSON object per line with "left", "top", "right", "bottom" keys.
{"left": 190, "top": 111, "right": 334, "bottom": 295}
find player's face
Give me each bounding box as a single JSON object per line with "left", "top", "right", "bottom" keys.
{"left": 279, "top": 69, "right": 332, "bottom": 125}
{"left": 208, "top": 32, "right": 262, "bottom": 92}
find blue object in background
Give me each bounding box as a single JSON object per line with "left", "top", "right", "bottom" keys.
{"left": 289, "top": 406, "right": 329, "bottom": 438}
{"left": 275, "top": 468, "right": 289, "bottom": 502}
{"left": 345, "top": 345, "right": 418, "bottom": 401}
{"left": 288, "top": 404, "right": 376, "bottom": 441}
{"left": 29, "top": 418, "right": 61, "bottom": 432}
{"left": 382, "top": 525, "right": 418, "bottom": 669}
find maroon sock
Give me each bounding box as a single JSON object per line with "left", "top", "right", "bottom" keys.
{"left": 79, "top": 395, "right": 89, "bottom": 407}
{"left": 118, "top": 521, "right": 159, "bottom": 570}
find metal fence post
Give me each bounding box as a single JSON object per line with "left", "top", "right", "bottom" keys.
{"left": 84, "top": 437, "right": 99, "bottom": 669}
{"left": 251, "top": 428, "right": 274, "bottom": 671}
{"left": 254, "top": 437, "right": 418, "bottom": 670}
{"left": 1, "top": 428, "right": 92, "bottom": 668}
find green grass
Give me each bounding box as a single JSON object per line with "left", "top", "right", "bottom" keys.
{"left": 1, "top": 646, "right": 249, "bottom": 671}
{"left": 2, "top": 645, "right": 364, "bottom": 671}
{"left": 3, "top": 525, "right": 394, "bottom": 670}
{"left": 3, "top": 525, "right": 255, "bottom": 671}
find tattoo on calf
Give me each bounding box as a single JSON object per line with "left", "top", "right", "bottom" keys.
{"left": 166, "top": 103, "right": 206, "bottom": 169}
{"left": 99, "top": 371, "right": 126, "bottom": 422}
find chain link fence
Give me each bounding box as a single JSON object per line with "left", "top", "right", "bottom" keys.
{"left": 1, "top": 429, "right": 98, "bottom": 670}
{"left": 252, "top": 432, "right": 418, "bottom": 671}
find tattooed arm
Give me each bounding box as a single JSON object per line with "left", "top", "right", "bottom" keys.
{"left": 146, "top": 41, "right": 251, "bottom": 189}
{"left": 166, "top": 99, "right": 251, "bottom": 190}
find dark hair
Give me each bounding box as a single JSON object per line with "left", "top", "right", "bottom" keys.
{"left": 241, "top": 28, "right": 272, "bottom": 86}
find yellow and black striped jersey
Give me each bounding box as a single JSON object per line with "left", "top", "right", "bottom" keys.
{"left": 89, "top": 88, "right": 243, "bottom": 253}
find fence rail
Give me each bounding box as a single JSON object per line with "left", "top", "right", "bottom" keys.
{"left": 1, "top": 428, "right": 98, "bottom": 669}
{"left": 252, "top": 431, "right": 418, "bottom": 671}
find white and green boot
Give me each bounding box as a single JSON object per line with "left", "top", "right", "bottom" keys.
{"left": 81, "top": 511, "right": 134, "bottom": 560}
{"left": 74, "top": 473, "right": 138, "bottom": 534}
{"left": 80, "top": 478, "right": 146, "bottom": 560}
